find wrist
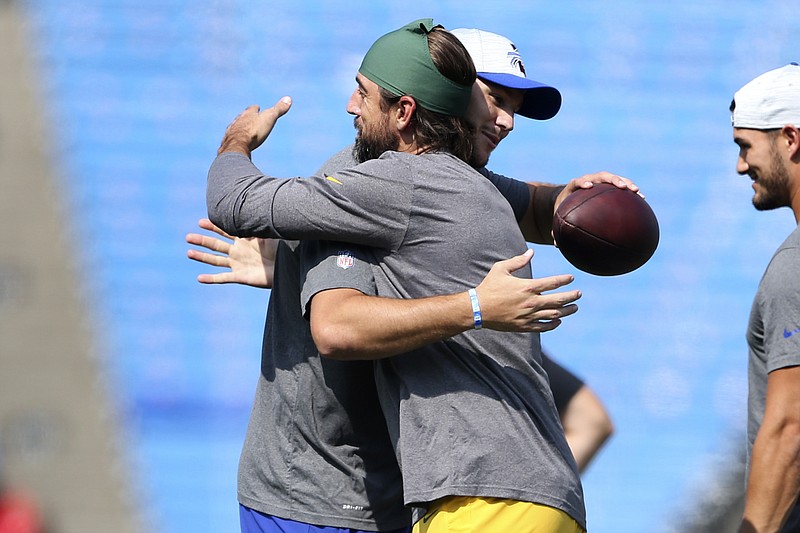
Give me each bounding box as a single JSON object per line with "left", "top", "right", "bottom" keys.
{"left": 217, "top": 135, "right": 253, "bottom": 157}
{"left": 552, "top": 185, "right": 568, "bottom": 213}
{"left": 467, "top": 288, "right": 483, "bottom": 330}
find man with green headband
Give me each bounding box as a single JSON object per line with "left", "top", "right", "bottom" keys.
{"left": 206, "top": 19, "right": 613, "bottom": 533}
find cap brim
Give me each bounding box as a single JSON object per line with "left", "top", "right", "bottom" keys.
{"left": 478, "top": 72, "right": 562, "bottom": 120}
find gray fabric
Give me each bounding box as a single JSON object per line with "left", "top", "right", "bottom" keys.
{"left": 211, "top": 147, "right": 567, "bottom": 529}
{"left": 296, "top": 151, "right": 585, "bottom": 528}
{"left": 317, "top": 145, "right": 532, "bottom": 220}
{"left": 478, "top": 167, "right": 530, "bottom": 221}
{"left": 746, "top": 225, "right": 800, "bottom": 531}
{"left": 316, "top": 146, "right": 532, "bottom": 223}
{"left": 316, "top": 146, "right": 359, "bottom": 176}
{"left": 237, "top": 239, "right": 410, "bottom": 530}
{"left": 207, "top": 151, "right": 533, "bottom": 246}
{"left": 208, "top": 152, "right": 410, "bottom": 249}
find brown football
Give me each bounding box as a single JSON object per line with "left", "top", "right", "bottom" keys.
{"left": 553, "top": 184, "right": 659, "bottom": 276}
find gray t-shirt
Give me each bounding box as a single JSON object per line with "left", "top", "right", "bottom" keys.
{"left": 237, "top": 239, "right": 411, "bottom": 529}
{"left": 293, "top": 151, "right": 585, "bottom": 527}
{"left": 746, "top": 224, "right": 800, "bottom": 531}
{"left": 209, "top": 148, "right": 583, "bottom": 528}
{"left": 236, "top": 148, "right": 414, "bottom": 529}
{"left": 233, "top": 147, "right": 532, "bottom": 529}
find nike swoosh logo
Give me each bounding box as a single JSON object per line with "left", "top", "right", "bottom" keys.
{"left": 326, "top": 175, "right": 343, "bottom": 185}
{"left": 784, "top": 327, "right": 800, "bottom": 338}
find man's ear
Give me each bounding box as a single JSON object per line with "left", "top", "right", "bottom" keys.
{"left": 394, "top": 95, "right": 417, "bottom": 131}
{"left": 784, "top": 125, "right": 800, "bottom": 162}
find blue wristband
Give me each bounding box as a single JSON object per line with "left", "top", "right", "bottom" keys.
{"left": 468, "top": 288, "right": 482, "bottom": 330}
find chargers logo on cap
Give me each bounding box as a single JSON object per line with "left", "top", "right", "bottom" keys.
{"left": 336, "top": 251, "right": 355, "bottom": 270}
{"left": 508, "top": 45, "right": 526, "bottom": 76}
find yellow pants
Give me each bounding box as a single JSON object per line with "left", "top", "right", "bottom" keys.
{"left": 414, "top": 496, "right": 585, "bottom": 533}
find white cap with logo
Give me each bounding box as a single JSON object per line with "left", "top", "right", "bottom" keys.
{"left": 451, "top": 28, "right": 562, "bottom": 120}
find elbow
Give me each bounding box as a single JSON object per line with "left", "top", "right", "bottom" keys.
{"left": 583, "top": 410, "right": 614, "bottom": 446}
{"left": 782, "top": 418, "right": 800, "bottom": 458}
{"left": 599, "top": 415, "right": 615, "bottom": 443}
{"left": 205, "top": 197, "right": 248, "bottom": 238}
{"left": 594, "top": 403, "right": 615, "bottom": 442}
{"left": 311, "top": 320, "right": 362, "bottom": 360}
{"left": 205, "top": 194, "right": 229, "bottom": 232}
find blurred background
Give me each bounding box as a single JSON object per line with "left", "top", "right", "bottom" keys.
{"left": 1, "top": 0, "right": 798, "bottom": 531}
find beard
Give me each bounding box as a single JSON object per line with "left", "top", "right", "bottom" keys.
{"left": 752, "top": 142, "right": 792, "bottom": 211}
{"left": 352, "top": 114, "right": 398, "bottom": 163}
{"left": 468, "top": 144, "right": 490, "bottom": 169}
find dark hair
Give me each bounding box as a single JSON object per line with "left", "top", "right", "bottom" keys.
{"left": 378, "top": 27, "right": 476, "bottom": 163}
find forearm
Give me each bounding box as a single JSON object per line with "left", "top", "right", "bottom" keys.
{"left": 311, "top": 289, "right": 474, "bottom": 360}
{"left": 519, "top": 182, "right": 564, "bottom": 244}
{"left": 217, "top": 134, "right": 252, "bottom": 157}
{"left": 561, "top": 386, "right": 614, "bottom": 473}
{"left": 516, "top": 172, "right": 637, "bottom": 244}
{"left": 207, "top": 153, "right": 400, "bottom": 247}
{"left": 741, "top": 421, "right": 800, "bottom": 532}
{"left": 308, "top": 249, "right": 579, "bottom": 360}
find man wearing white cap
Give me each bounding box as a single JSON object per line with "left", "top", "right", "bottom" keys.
{"left": 451, "top": 27, "right": 614, "bottom": 474}
{"left": 730, "top": 62, "right": 800, "bottom": 532}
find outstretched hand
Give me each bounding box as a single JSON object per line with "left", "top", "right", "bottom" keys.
{"left": 217, "top": 96, "right": 293, "bottom": 157}
{"left": 186, "top": 218, "right": 278, "bottom": 288}
{"left": 475, "top": 248, "right": 581, "bottom": 333}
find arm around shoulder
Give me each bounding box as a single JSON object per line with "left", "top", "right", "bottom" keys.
{"left": 309, "top": 288, "right": 473, "bottom": 360}
{"left": 308, "top": 249, "right": 582, "bottom": 360}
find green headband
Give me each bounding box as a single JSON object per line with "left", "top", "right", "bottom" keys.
{"left": 358, "top": 18, "right": 472, "bottom": 117}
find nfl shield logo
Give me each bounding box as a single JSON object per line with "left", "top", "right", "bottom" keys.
{"left": 336, "top": 251, "right": 355, "bottom": 270}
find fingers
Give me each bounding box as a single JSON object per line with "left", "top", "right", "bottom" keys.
{"left": 572, "top": 172, "right": 644, "bottom": 198}
{"left": 186, "top": 232, "right": 231, "bottom": 254}
{"left": 258, "top": 96, "right": 293, "bottom": 131}
{"left": 252, "top": 96, "right": 293, "bottom": 148}
{"left": 219, "top": 98, "right": 292, "bottom": 155}
{"left": 524, "top": 294, "right": 580, "bottom": 317}
{"left": 492, "top": 248, "right": 534, "bottom": 274}
{"left": 515, "top": 300, "right": 579, "bottom": 332}
{"left": 198, "top": 218, "right": 234, "bottom": 240}
{"left": 528, "top": 319, "right": 562, "bottom": 333}
{"left": 197, "top": 272, "right": 236, "bottom": 285}
{"left": 527, "top": 273, "right": 578, "bottom": 295}
{"left": 187, "top": 248, "right": 230, "bottom": 268}
{"left": 270, "top": 96, "right": 292, "bottom": 117}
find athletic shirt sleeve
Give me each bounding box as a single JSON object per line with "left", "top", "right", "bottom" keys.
{"left": 207, "top": 151, "right": 412, "bottom": 250}
{"left": 759, "top": 244, "right": 800, "bottom": 373}
{"left": 299, "top": 241, "right": 378, "bottom": 318}
{"left": 477, "top": 167, "right": 530, "bottom": 222}
{"left": 314, "top": 145, "right": 357, "bottom": 175}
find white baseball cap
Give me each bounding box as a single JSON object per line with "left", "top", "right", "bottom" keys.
{"left": 451, "top": 28, "right": 562, "bottom": 120}
{"left": 732, "top": 62, "right": 800, "bottom": 129}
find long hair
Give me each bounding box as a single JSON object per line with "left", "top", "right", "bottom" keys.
{"left": 378, "top": 27, "right": 476, "bottom": 163}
